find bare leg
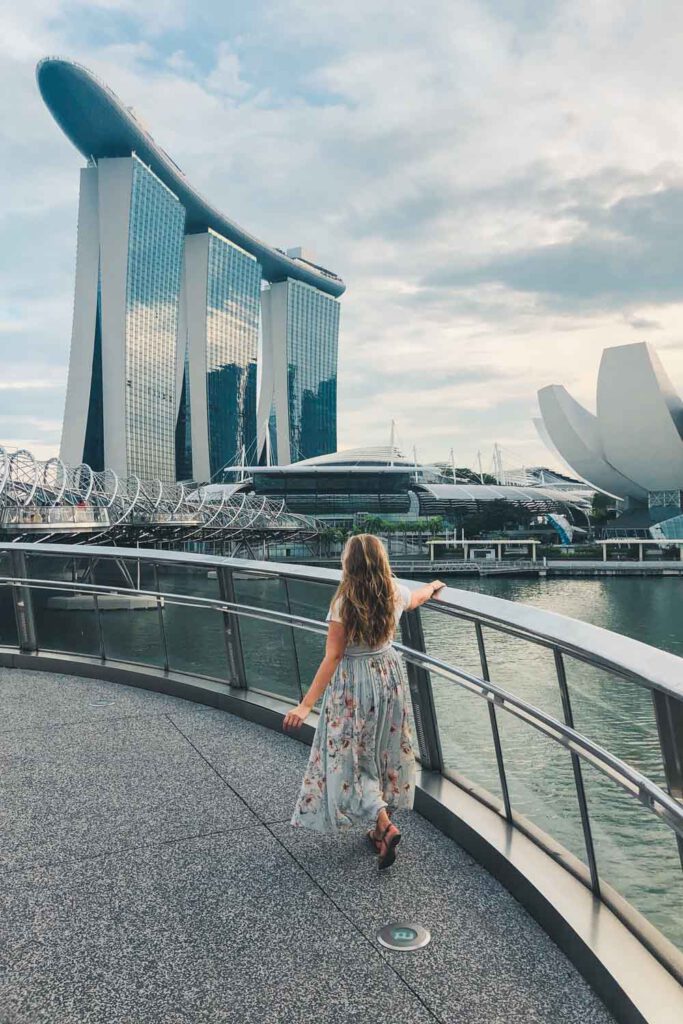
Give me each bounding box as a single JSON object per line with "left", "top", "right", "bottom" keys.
{"left": 375, "top": 806, "right": 391, "bottom": 835}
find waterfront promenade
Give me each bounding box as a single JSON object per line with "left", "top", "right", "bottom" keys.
{"left": 302, "top": 557, "right": 683, "bottom": 577}
{"left": 1, "top": 666, "right": 614, "bottom": 1024}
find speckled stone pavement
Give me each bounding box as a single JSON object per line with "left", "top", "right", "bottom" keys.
{"left": 0, "top": 666, "right": 615, "bottom": 1024}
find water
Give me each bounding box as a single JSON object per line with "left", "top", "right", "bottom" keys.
{"left": 24, "top": 559, "right": 683, "bottom": 953}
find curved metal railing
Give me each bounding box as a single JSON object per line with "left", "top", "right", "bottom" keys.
{"left": 0, "top": 541, "right": 682, "bottom": 986}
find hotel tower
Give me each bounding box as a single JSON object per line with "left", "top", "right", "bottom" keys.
{"left": 37, "top": 58, "right": 345, "bottom": 482}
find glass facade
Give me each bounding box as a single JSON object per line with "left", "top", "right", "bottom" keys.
{"left": 653, "top": 514, "right": 683, "bottom": 540}
{"left": 251, "top": 470, "right": 412, "bottom": 516}
{"left": 175, "top": 349, "right": 193, "bottom": 480}
{"left": 124, "top": 156, "right": 185, "bottom": 480}
{"left": 205, "top": 230, "right": 261, "bottom": 479}
{"left": 286, "top": 280, "right": 339, "bottom": 462}
{"left": 83, "top": 277, "right": 104, "bottom": 471}
{"left": 268, "top": 406, "right": 278, "bottom": 465}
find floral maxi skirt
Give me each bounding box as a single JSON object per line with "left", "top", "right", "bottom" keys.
{"left": 290, "top": 646, "right": 416, "bottom": 834}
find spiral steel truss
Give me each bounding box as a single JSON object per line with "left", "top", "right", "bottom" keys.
{"left": 0, "top": 447, "right": 321, "bottom": 549}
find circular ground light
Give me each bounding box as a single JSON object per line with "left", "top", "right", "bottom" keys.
{"left": 377, "top": 923, "right": 431, "bottom": 951}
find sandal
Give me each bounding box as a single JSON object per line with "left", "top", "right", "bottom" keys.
{"left": 376, "top": 821, "right": 401, "bottom": 870}
{"left": 367, "top": 810, "right": 393, "bottom": 853}
{"left": 367, "top": 827, "right": 382, "bottom": 853}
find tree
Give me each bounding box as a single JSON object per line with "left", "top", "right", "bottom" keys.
{"left": 591, "top": 491, "right": 616, "bottom": 524}
{"left": 428, "top": 516, "right": 444, "bottom": 535}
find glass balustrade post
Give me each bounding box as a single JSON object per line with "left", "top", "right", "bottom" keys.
{"left": 217, "top": 566, "right": 247, "bottom": 688}
{"left": 474, "top": 622, "right": 512, "bottom": 822}
{"left": 554, "top": 649, "right": 601, "bottom": 896}
{"left": 9, "top": 549, "right": 36, "bottom": 652}
{"left": 652, "top": 690, "right": 683, "bottom": 869}
{"left": 400, "top": 608, "right": 443, "bottom": 772}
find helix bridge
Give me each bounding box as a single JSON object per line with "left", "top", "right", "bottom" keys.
{"left": 0, "top": 446, "right": 322, "bottom": 551}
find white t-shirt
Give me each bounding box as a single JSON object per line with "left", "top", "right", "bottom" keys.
{"left": 325, "top": 580, "right": 412, "bottom": 654}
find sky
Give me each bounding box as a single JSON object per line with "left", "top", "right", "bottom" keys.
{"left": 3, "top": 1, "right": 683, "bottom": 476}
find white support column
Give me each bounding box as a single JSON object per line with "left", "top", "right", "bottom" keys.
{"left": 97, "top": 158, "right": 134, "bottom": 478}
{"left": 183, "top": 234, "right": 211, "bottom": 481}
{"left": 602, "top": 542, "right": 607, "bottom": 561}
{"left": 257, "top": 284, "right": 275, "bottom": 463}
{"left": 60, "top": 166, "right": 100, "bottom": 466}
{"left": 175, "top": 245, "right": 189, "bottom": 421}
{"left": 259, "top": 281, "right": 291, "bottom": 465}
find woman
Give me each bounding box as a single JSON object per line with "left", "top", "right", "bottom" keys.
{"left": 284, "top": 534, "right": 445, "bottom": 869}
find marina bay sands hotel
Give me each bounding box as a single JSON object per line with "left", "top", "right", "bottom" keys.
{"left": 37, "top": 58, "right": 345, "bottom": 482}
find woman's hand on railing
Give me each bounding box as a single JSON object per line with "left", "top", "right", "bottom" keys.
{"left": 283, "top": 702, "right": 312, "bottom": 731}
{"left": 408, "top": 579, "right": 446, "bottom": 609}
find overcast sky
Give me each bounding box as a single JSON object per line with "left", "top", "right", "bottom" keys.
{"left": 3, "top": 1, "right": 683, "bottom": 476}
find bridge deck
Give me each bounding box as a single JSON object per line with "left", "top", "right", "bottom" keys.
{"left": 1, "top": 667, "right": 614, "bottom": 1023}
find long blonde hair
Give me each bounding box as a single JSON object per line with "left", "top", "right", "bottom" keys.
{"left": 333, "top": 534, "right": 397, "bottom": 647}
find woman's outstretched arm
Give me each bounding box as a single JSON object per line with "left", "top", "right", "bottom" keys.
{"left": 406, "top": 579, "right": 446, "bottom": 610}
{"left": 283, "top": 621, "right": 347, "bottom": 730}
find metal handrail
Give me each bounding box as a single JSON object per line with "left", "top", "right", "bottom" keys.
{"left": 423, "top": 586, "right": 683, "bottom": 700}
{"left": 3, "top": 540, "right": 683, "bottom": 702}
{"left": 1, "top": 571, "right": 682, "bottom": 842}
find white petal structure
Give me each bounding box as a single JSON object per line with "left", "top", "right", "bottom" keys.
{"left": 597, "top": 343, "right": 683, "bottom": 492}
{"left": 537, "top": 342, "right": 683, "bottom": 500}
{"left": 532, "top": 416, "right": 580, "bottom": 478}
{"left": 537, "top": 384, "right": 646, "bottom": 500}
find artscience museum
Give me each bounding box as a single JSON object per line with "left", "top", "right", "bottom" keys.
{"left": 537, "top": 341, "right": 683, "bottom": 538}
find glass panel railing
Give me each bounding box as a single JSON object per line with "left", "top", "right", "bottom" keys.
{"left": 420, "top": 609, "right": 503, "bottom": 799}
{"left": 283, "top": 578, "right": 335, "bottom": 709}
{"left": 98, "top": 601, "right": 163, "bottom": 668}
{"left": 156, "top": 562, "right": 230, "bottom": 681}
{"left": 563, "top": 658, "right": 667, "bottom": 789}
{"left": 582, "top": 761, "right": 683, "bottom": 953}
{"left": 432, "top": 678, "right": 504, "bottom": 804}
{"left": 0, "top": 553, "right": 18, "bottom": 647}
{"left": 420, "top": 606, "right": 482, "bottom": 677}
{"left": 232, "top": 571, "right": 301, "bottom": 702}
{"left": 494, "top": 711, "right": 591, "bottom": 867}
{"left": 25, "top": 553, "right": 100, "bottom": 657}
{"left": 88, "top": 554, "right": 162, "bottom": 667}
{"left": 478, "top": 625, "right": 565, "bottom": 721}
{"left": 91, "top": 554, "right": 157, "bottom": 593}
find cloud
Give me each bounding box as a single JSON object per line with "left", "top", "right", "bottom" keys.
{"left": 625, "top": 314, "right": 662, "bottom": 332}
{"left": 423, "top": 183, "right": 683, "bottom": 312}
{"left": 3, "top": 1, "right": 683, "bottom": 474}
{"left": 205, "top": 42, "right": 248, "bottom": 97}
{"left": 0, "top": 381, "right": 64, "bottom": 392}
